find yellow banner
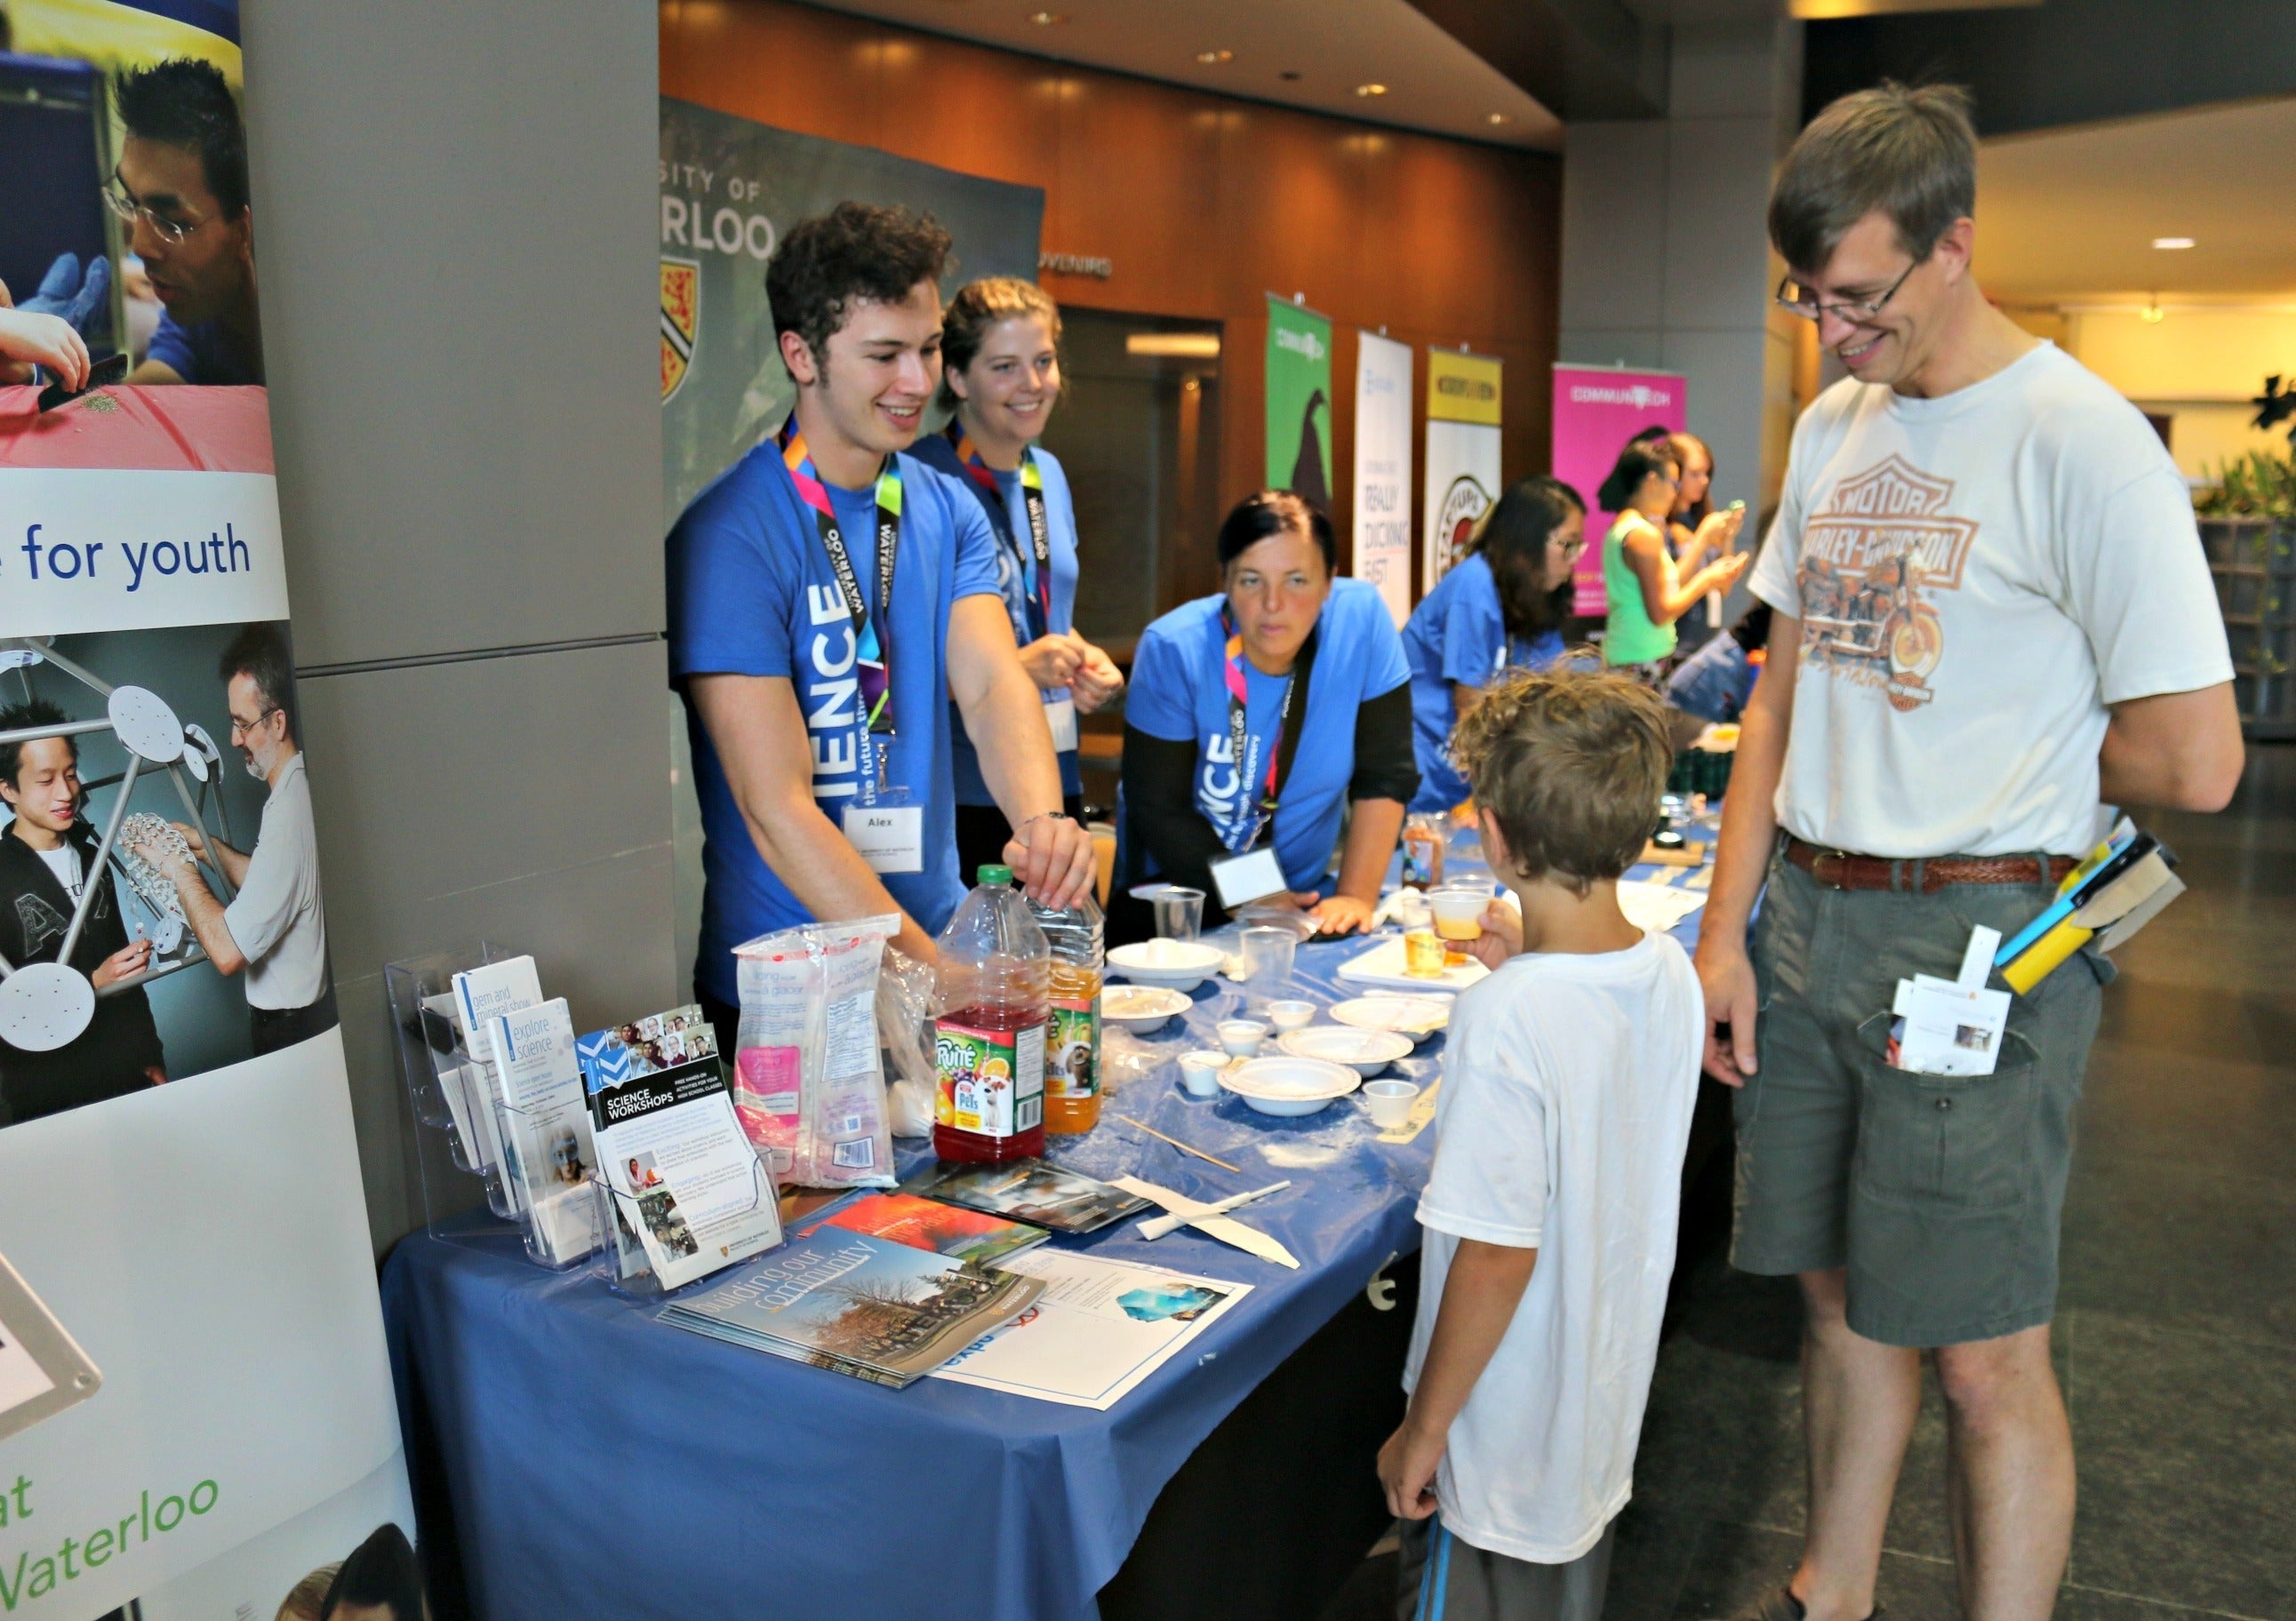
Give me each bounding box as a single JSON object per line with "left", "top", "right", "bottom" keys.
{"left": 1427, "top": 348, "right": 1502, "bottom": 427}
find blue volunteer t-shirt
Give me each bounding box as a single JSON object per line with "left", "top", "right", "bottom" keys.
{"left": 1126, "top": 578, "right": 1411, "bottom": 894}
{"left": 908, "top": 436, "right": 1084, "bottom": 803}
{"left": 1402, "top": 553, "right": 1564, "bottom": 811}
{"left": 666, "top": 437, "right": 1001, "bottom": 1004}
{"left": 146, "top": 308, "right": 262, "bottom": 386}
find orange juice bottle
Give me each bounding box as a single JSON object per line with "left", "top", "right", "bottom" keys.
{"left": 1030, "top": 891, "right": 1104, "bottom": 1133}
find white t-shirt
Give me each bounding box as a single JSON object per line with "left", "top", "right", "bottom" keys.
{"left": 36, "top": 842, "right": 84, "bottom": 904}
{"left": 222, "top": 752, "right": 329, "bottom": 1010}
{"left": 1748, "top": 341, "right": 2233, "bottom": 858}
{"left": 1404, "top": 931, "right": 1702, "bottom": 1563}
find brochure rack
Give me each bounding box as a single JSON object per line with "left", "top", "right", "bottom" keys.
{"left": 384, "top": 942, "right": 599, "bottom": 1269}
{"left": 586, "top": 1154, "right": 780, "bottom": 1302}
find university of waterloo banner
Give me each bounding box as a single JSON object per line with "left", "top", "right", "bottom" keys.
{"left": 1264, "top": 296, "right": 1333, "bottom": 509}
{"left": 1551, "top": 363, "right": 1685, "bottom": 615}
{"left": 1421, "top": 348, "right": 1503, "bottom": 593}
{"left": 0, "top": 3, "right": 414, "bottom": 1617}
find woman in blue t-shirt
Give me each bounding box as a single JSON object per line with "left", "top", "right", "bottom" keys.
{"left": 911, "top": 279, "right": 1124, "bottom": 882}
{"left": 1402, "top": 475, "right": 1589, "bottom": 812}
{"left": 1119, "top": 491, "right": 1417, "bottom": 939}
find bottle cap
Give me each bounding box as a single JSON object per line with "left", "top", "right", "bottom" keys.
{"left": 978, "top": 865, "right": 1014, "bottom": 886}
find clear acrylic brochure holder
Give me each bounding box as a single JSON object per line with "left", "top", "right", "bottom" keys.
{"left": 586, "top": 1147, "right": 780, "bottom": 1302}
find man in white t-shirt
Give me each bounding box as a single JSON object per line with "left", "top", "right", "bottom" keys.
{"left": 138, "top": 626, "right": 335, "bottom": 1057}
{"left": 1696, "top": 84, "right": 2242, "bottom": 1621}
{"left": 1379, "top": 671, "right": 1701, "bottom": 1621}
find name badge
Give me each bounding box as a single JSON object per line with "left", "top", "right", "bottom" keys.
{"left": 1208, "top": 845, "right": 1288, "bottom": 911}
{"left": 843, "top": 804, "right": 924, "bottom": 874}
{"left": 1044, "top": 696, "right": 1079, "bottom": 754}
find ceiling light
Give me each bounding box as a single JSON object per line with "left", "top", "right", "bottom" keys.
{"left": 2152, "top": 236, "right": 2196, "bottom": 251}
{"left": 1355, "top": 83, "right": 1388, "bottom": 97}
{"left": 1028, "top": 10, "right": 1065, "bottom": 24}
{"left": 1486, "top": 112, "right": 1508, "bottom": 125}
{"left": 1280, "top": 70, "right": 1301, "bottom": 81}
{"left": 2140, "top": 299, "right": 2165, "bottom": 323}
{"left": 1195, "top": 48, "right": 1233, "bottom": 64}
{"left": 1126, "top": 332, "right": 1222, "bottom": 359}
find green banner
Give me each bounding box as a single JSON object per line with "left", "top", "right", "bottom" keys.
{"left": 1265, "top": 296, "right": 1333, "bottom": 508}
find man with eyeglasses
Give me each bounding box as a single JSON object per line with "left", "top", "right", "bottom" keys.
{"left": 1696, "top": 84, "right": 2240, "bottom": 1621}
{"left": 133, "top": 625, "right": 332, "bottom": 1057}
{"left": 102, "top": 58, "right": 263, "bottom": 387}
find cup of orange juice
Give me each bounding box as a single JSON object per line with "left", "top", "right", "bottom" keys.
{"left": 1428, "top": 887, "right": 1490, "bottom": 962}
{"left": 1403, "top": 928, "right": 1448, "bottom": 978}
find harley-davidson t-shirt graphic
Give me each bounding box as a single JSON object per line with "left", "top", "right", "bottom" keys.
{"left": 1749, "top": 342, "right": 2232, "bottom": 859}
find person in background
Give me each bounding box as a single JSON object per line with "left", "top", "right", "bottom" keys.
{"left": 137, "top": 625, "right": 335, "bottom": 1056}
{"left": 0, "top": 699, "right": 166, "bottom": 1123}
{"left": 1119, "top": 491, "right": 1416, "bottom": 938}
{"left": 276, "top": 1562, "right": 342, "bottom": 1621}
{"left": 1631, "top": 427, "right": 1747, "bottom": 567}
{"left": 316, "top": 1523, "right": 428, "bottom": 1621}
{"left": 1598, "top": 437, "right": 1747, "bottom": 676}
{"left": 910, "top": 278, "right": 1123, "bottom": 882}
{"left": 1666, "top": 602, "right": 1772, "bottom": 725}
{"left": 1402, "top": 475, "right": 1588, "bottom": 815}
{"left": 112, "top": 59, "right": 262, "bottom": 386}
{"left": 1379, "top": 667, "right": 1701, "bottom": 1621}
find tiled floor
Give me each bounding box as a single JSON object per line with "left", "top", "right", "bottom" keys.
{"left": 1324, "top": 746, "right": 2296, "bottom": 1621}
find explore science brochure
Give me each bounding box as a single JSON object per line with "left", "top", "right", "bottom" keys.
{"left": 481, "top": 998, "right": 600, "bottom": 1263}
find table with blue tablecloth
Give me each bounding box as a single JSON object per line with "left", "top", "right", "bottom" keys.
{"left": 380, "top": 830, "right": 1719, "bottom": 1621}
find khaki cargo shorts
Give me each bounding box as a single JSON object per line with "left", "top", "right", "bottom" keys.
{"left": 1732, "top": 848, "right": 2108, "bottom": 1348}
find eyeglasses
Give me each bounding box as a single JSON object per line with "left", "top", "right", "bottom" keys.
{"left": 228, "top": 707, "right": 280, "bottom": 739}
{"left": 1776, "top": 257, "right": 1921, "bottom": 324}
{"left": 100, "top": 179, "right": 203, "bottom": 245}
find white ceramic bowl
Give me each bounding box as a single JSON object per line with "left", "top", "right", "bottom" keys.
{"left": 1108, "top": 938, "right": 1229, "bottom": 992}
{"left": 1328, "top": 994, "right": 1452, "bottom": 1044}
{"left": 1178, "top": 1050, "right": 1227, "bottom": 1098}
{"left": 1220, "top": 1055, "right": 1361, "bottom": 1117}
{"left": 1102, "top": 984, "right": 1192, "bottom": 1033}
{"left": 1217, "top": 1018, "right": 1268, "bottom": 1058}
{"left": 1265, "top": 999, "right": 1316, "bottom": 1033}
{"left": 1277, "top": 1025, "right": 1413, "bottom": 1077}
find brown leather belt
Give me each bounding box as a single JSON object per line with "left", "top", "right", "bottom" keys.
{"left": 1783, "top": 834, "right": 2077, "bottom": 894}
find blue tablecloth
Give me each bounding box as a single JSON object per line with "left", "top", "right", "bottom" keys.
{"left": 380, "top": 826, "right": 1716, "bottom": 1621}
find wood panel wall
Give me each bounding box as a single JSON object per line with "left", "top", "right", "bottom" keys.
{"left": 660, "top": 0, "right": 1563, "bottom": 593}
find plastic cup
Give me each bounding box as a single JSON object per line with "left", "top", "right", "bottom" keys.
{"left": 1217, "top": 1018, "right": 1268, "bottom": 1058}
{"left": 1154, "top": 886, "right": 1206, "bottom": 942}
{"left": 1364, "top": 1079, "right": 1420, "bottom": 1130}
{"left": 1428, "top": 887, "right": 1489, "bottom": 943}
{"left": 1239, "top": 926, "right": 1296, "bottom": 988}
{"left": 1266, "top": 999, "right": 1315, "bottom": 1033}
{"left": 1403, "top": 928, "right": 1447, "bottom": 978}
{"left": 1179, "top": 1050, "right": 1227, "bottom": 1098}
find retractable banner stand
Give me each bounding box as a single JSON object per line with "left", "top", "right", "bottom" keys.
{"left": 1552, "top": 364, "right": 1686, "bottom": 615}
{"left": 1352, "top": 332, "right": 1413, "bottom": 627}
{"left": 1264, "top": 296, "right": 1333, "bottom": 509}
{"left": 0, "top": 4, "right": 416, "bottom": 1618}
{"left": 1421, "top": 348, "right": 1503, "bottom": 593}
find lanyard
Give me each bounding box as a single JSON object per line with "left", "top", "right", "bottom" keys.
{"left": 1220, "top": 608, "right": 1319, "bottom": 852}
{"left": 780, "top": 417, "right": 900, "bottom": 734}
{"left": 949, "top": 427, "right": 1053, "bottom": 643}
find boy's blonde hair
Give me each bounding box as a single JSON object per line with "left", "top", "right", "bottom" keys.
{"left": 1451, "top": 665, "right": 1672, "bottom": 897}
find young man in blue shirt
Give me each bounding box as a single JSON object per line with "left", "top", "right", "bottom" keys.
{"left": 667, "top": 204, "right": 1093, "bottom": 1022}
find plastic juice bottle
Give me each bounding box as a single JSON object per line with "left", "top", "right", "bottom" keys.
{"left": 1401, "top": 814, "right": 1444, "bottom": 890}
{"left": 932, "top": 866, "right": 1051, "bottom": 1162}
{"left": 1030, "top": 890, "right": 1104, "bottom": 1134}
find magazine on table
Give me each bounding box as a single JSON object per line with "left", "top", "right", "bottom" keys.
{"left": 930, "top": 1249, "right": 1252, "bottom": 1410}
{"left": 481, "top": 999, "right": 600, "bottom": 1263}
{"left": 902, "top": 1159, "right": 1151, "bottom": 1234}
{"left": 587, "top": 1050, "right": 781, "bottom": 1290}
{"left": 658, "top": 1229, "right": 1045, "bottom": 1387}
{"left": 793, "top": 1192, "right": 1049, "bottom": 1266}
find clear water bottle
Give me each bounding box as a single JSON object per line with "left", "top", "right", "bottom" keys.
{"left": 1029, "top": 890, "right": 1104, "bottom": 1135}
{"left": 932, "top": 865, "right": 1051, "bottom": 1162}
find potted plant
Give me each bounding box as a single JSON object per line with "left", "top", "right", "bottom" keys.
{"left": 2194, "top": 376, "right": 2296, "bottom": 733}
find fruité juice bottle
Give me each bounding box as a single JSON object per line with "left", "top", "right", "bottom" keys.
{"left": 932, "top": 866, "right": 1051, "bottom": 1162}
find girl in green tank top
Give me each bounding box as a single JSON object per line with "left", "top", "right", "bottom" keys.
{"left": 1596, "top": 438, "right": 1748, "bottom": 669}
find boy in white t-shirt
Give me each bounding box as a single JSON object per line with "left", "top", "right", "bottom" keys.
{"left": 1378, "top": 668, "right": 1703, "bottom": 1621}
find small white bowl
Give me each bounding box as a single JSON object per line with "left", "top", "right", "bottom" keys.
{"left": 1266, "top": 999, "right": 1315, "bottom": 1033}
{"left": 1108, "top": 938, "right": 1230, "bottom": 993}
{"left": 1217, "top": 1018, "right": 1268, "bottom": 1059}
{"left": 1178, "top": 1050, "right": 1227, "bottom": 1098}
{"left": 1103, "top": 985, "right": 1192, "bottom": 1033}
{"left": 1364, "top": 1078, "right": 1421, "bottom": 1130}
{"left": 1278, "top": 1025, "right": 1413, "bottom": 1077}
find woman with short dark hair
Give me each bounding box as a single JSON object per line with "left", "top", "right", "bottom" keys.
{"left": 1118, "top": 491, "right": 1416, "bottom": 938}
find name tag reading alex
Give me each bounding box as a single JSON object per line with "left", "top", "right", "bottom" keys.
{"left": 1044, "top": 696, "right": 1079, "bottom": 754}
{"left": 843, "top": 804, "right": 924, "bottom": 874}
{"left": 1208, "top": 845, "right": 1288, "bottom": 911}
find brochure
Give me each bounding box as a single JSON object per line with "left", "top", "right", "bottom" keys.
{"left": 574, "top": 1003, "right": 717, "bottom": 1089}
{"left": 448, "top": 956, "right": 542, "bottom": 1175}
{"left": 931, "top": 1249, "right": 1252, "bottom": 1410}
{"left": 657, "top": 1229, "right": 1045, "bottom": 1387}
{"left": 794, "top": 1192, "right": 1050, "bottom": 1266}
{"left": 588, "top": 1053, "right": 782, "bottom": 1290}
{"left": 482, "top": 999, "right": 602, "bottom": 1263}
{"left": 903, "top": 1159, "right": 1152, "bottom": 1234}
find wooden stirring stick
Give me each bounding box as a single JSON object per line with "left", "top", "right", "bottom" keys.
{"left": 1110, "top": 1114, "right": 1244, "bottom": 1174}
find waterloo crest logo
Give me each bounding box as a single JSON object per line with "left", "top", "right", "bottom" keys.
{"left": 1796, "top": 455, "right": 1976, "bottom": 712}
{"left": 660, "top": 256, "right": 700, "bottom": 403}
{"left": 1434, "top": 474, "right": 1493, "bottom": 581}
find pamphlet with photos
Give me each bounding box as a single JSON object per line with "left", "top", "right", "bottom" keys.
{"left": 795, "top": 1192, "right": 1050, "bottom": 1266}
{"left": 904, "top": 1158, "right": 1151, "bottom": 1234}
{"left": 657, "top": 1228, "right": 1045, "bottom": 1387}
{"left": 587, "top": 1050, "right": 781, "bottom": 1290}
{"left": 574, "top": 1003, "right": 717, "bottom": 1088}
{"left": 482, "top": 998, "right": 601, "bottom": 1263}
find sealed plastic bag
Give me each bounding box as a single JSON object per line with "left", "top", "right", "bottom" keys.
{"left": 875, "top": 945, "right": 937, "bottom": 1138}
{"left": 732, "top": 914, "right": 898, "bottom": 1189}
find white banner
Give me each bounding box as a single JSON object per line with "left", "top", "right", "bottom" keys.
{"left": 1351, "top": 332, "right": 1413, "bottom": 627}
{"left": 0, "top": 471, "right": 290, "bottom": 637}
{"left": 1422, "top": 419, "right": 1502, "bottom": 595}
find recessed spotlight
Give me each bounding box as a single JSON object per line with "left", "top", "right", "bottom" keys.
{"left": 1486, "top": 112, "right": 1509, "bottom": 124}
{"left": 1028, "top": 10, "right": 1065, "bottom": 24}
{"left": 1355, "top": 82, "right": 1388, "bottom": 97}
{"left": 1196, "top": 48, "right": 1233, "bottom": 63}
{"left": 2152, "top": 236, "right": 2196, "bottom": 251}
{"left": 1280, "top": 69, "right": 1301, "bottom": 81}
